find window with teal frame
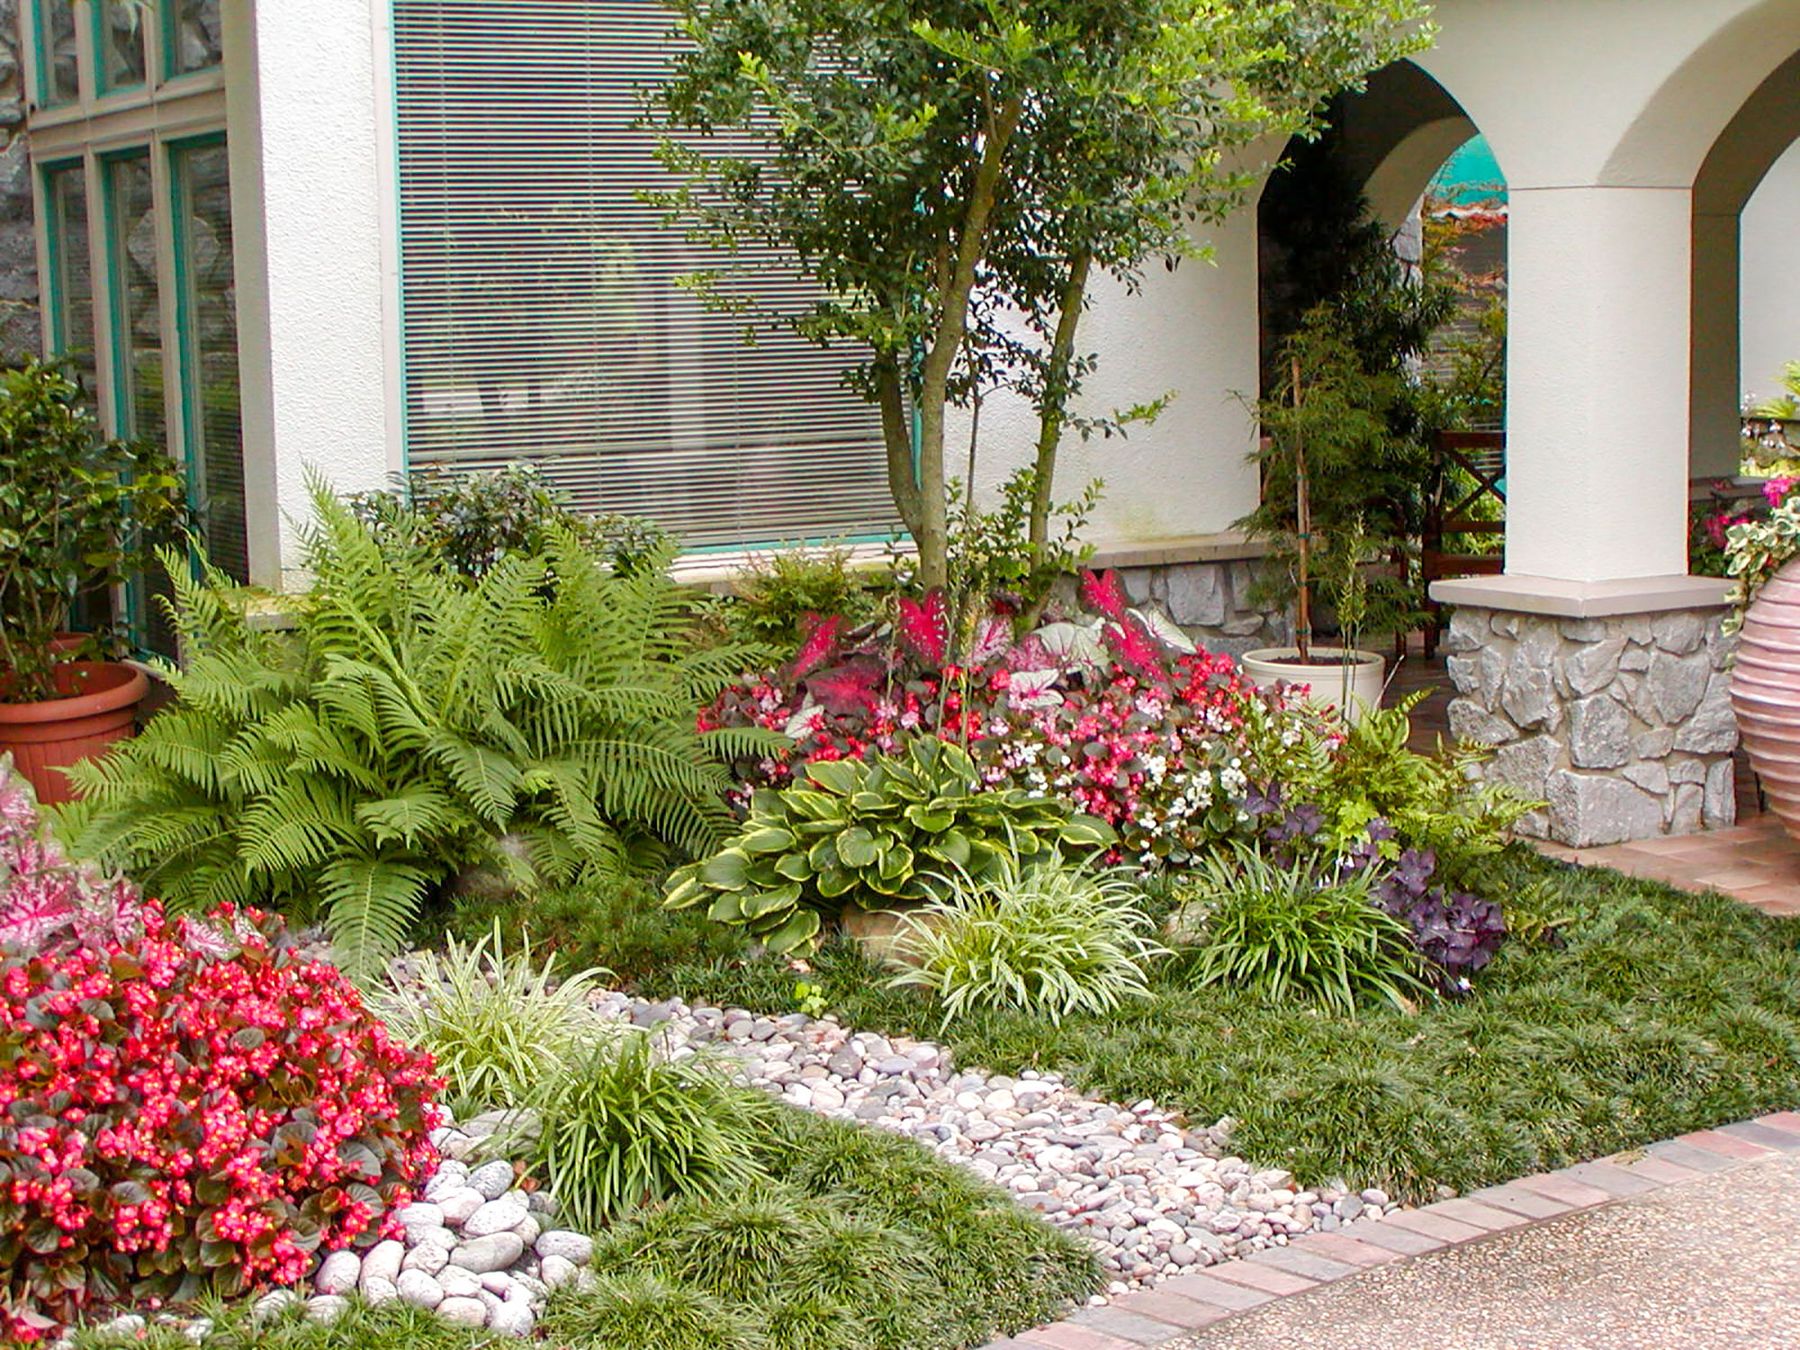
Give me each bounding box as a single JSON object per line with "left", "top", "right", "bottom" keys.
{"left": 162, "top": 0, "right": 223, "bottom": 78}
{"left": 94, "top": 0, "right": 149, "bottom": 95}
{"left": 169, "top": 134, "right": 247, "bottom": 582}
{"left": 41, "top": 159, "right": 98, "bottom": 395}
{"left": 33, "top": 0, "right": 79, "bottom": 105}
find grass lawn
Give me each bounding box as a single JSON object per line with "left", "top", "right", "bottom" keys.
{"left": 647, "top": 846, "right": 1800, "bottom": 1204}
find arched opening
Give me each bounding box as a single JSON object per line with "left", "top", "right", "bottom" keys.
{"left": 1256, "top": 59, "right": 1508, "bottom": 654}
{"left": 1690, "top": 48, "right": 1800, "bottom": 482}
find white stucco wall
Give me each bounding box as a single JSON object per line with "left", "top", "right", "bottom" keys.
{"left": 234, "top": 0, "right": 396, "bottom": 583}
{"left": 1742, "top": 139, "right": 1800, "bottom": 405}
{"left": 956, "top": 206, "right": 1263, "bottom": 546}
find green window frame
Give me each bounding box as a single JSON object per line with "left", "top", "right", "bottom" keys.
{"left": 40, "top": 157, "right": 97, "bottom": 392}
{"left": 31, "top": 0, "right": 80, "bottom": 107}
{"left": 161, "top": 0, "right": 224, "bottom": 81}
{"left": 92, "top": 0, "right": 151, "bottom": 97}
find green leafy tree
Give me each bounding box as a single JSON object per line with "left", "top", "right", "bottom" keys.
{"left": 647, "top": 0, "right": 1432, "bottom": 589}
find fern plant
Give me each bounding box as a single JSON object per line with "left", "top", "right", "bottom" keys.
{"left": 59, "top": 480, "right": 772, "bottom": 979}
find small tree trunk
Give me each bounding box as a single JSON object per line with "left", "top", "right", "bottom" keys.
{"left": 1029, "top": 251, "right": 1093, "bottom": 550}
{"left": 1292, "top": 355, "right": 1312, "bottom": 664}
{"left": 875, "top": 357, "right": 923, "bottom": 540}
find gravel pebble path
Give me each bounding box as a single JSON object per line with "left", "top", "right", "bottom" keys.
{"left": 581, "top": 992, "right": 1390, "bottom": 1300}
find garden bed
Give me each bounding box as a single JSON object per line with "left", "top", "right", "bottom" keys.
{"left": 648, "top": 847, "right": 1800, "bottom": 1205}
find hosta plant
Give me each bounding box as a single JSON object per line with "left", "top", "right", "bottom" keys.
{"left": 888, "top": 853, "right": 1164, "bottom": 1025}
{"left": 664, "top": 738, "right": 1115, "bottom": 952}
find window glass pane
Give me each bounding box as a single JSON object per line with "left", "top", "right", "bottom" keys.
{"left": 97, "top": 0, "right": 149, "bottom": 92}
{"left": 44, "top": 163, "right": 97, "bottom": 396}
{"left": 165, "top": 0, "right": 222, "bottom": 76}
{"left": 36, "top": 0, "right": 79, "bottom": 104}
{"left": 105, "top": 153, "right": 163, "bottom": 445}
{"left": 172, "top": 139, "right": 246, "bottom": 582}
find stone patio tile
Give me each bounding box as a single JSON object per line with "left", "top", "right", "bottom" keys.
{"left": 1644, "top": 1138, "right": 1743, "bottom": 1173}
{"left": 1677, "top": 1128, "right": 1776, "bottom": 1161}
{"left": 1716, "top": 1121, "right": 1800, "bottom": 1151}
{"left": 1289, "top": 1231, "right": 1404, "bottom": 1267}
{"left": 1201, "top": 1260, "right": 1317, "bottom": 1297}
{"left": 1347, "top": 1221, "right": 1450, "bottom": 1256}
{"left": 1019, "top": 1323, "right": 1141, "bottom": 1350}
{"left": 1738, "top": 888, "right": 1800, "bottom": 915}
{"left": 1561, "top": 1161, "right": 1666, "bottom": 1197}
{"left": 1377, "top": 1209, "right": 1489, "bottom": 1244}
{"left": 1757, "top": 1111, "right": 1800, "bottom": 1135}
{"left": 1466, "top": 1184, "right": 1576, "bottom": 1220}
{"left": 1110, "top": 1288, "right": 1234, "bottom": 1331}
{"left": 1244, "top": 1245, "right": 1361, "bottom": 1282}
{"left": 1509, "top": 1173, "right": 1615, "bottom": 1208}
{"left": 1066, "top": 1306, "right": 1186, "bottom": 1346}
{"left": 1157, "top": 1273, "right": 1277, "bottom": 1312}
{"left": 1424, "top": 1198, "right": 1531, "bottom": 1231}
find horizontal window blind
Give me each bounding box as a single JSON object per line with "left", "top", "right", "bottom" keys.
{"left": 391, "top": 0, "right": 902, "bottom": 547}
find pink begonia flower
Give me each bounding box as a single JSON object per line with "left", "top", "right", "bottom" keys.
{"left": 1763, "top": 477, "right": 1796, "bottom": 509}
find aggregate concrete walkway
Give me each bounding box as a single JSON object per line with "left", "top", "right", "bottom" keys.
{"left": 987, "top": 1113, "right": 1800, "bottom": 1350}
{"left": 1165, "top": 1150, "right": 1800, "bottom": 1349}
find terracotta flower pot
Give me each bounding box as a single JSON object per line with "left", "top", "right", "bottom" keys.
{"left": 0, "top": 661, "right": 149, "bottom": 805}
{"left": 1730, "top": 557, "right": 1800, "bottom": 841}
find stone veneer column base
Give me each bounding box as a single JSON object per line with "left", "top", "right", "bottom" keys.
{"left": 1435, "top": 577, "right": 1738, "bottom": 848}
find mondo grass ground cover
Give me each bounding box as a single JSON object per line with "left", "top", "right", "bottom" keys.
{"left": 653, "top": 846, "right": 1800, "bottom": 1205}
{"left": 67, "top": 1108, "right": 1095, "bottom": 1350}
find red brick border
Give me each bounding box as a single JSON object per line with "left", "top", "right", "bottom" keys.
{"left": 981, "top": 1108, "right": 1800, "bottom": 1350}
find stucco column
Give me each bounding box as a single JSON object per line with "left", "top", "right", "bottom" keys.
{"left": 1504, "top": 185, "right": 1694, "bottom": 583}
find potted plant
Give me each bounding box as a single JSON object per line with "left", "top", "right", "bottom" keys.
{"left": 1235, "top": 310, "right": 1423, "bottom": 722}
{"left": 1726, "top": 476, "right": 1800, "bottom": 841}
{"left": 0, "top": 361, "right": 187, "bottom": 802}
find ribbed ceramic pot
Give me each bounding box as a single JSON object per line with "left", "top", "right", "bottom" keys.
{"left": 1730, "top": 557, "right": 1800, "bottom": 841}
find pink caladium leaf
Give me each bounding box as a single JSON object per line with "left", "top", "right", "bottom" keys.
{"left": 1005, "top": 633, "right": 1056, "bottom": 673}
{"left": 787, "top": 614, "right": 845, "bottom": 680}
{"left": 896, "top": 592, "right": 949, "bottom": 667}
{"left": 968, "top": 612, "right": 1014, "bottom": 669}
{"left": 1079, "top": 569, "right": 1130, "bottom": 622}
{"left": 803, "top": 656, "right": 886, "bottom": 716}
{"left": 1103, "top": 614, "right": 1166, "bottom": 673}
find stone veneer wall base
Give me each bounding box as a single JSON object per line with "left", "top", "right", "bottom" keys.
{"left": 1442, "top": 605, "right": 1737, "bottom": 847}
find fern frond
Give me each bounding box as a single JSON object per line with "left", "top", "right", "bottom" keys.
{"left": 319, "top": 854, "right": 440, "bottom": 985}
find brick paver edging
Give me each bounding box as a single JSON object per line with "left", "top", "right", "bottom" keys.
{"left": 982, "top": 1110, "right": 1800, "bottom": 1349}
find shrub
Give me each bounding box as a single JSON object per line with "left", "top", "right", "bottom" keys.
{"left": 345, "top": 463, "right": 669, "bottom": 582}
{"left": 1173, "top": 845, "right": 1427, "bottom": 1015}
{"left": 61, "top": 482, "right": 771, "bottom": 978}
{"left": 722, "top": 545, "right": 884, "bottom": 651}
{"left": 373, "top": 923, "right": 606, "bottom": 1115}
{"left": 544, "top": 1273, "right": 767, "bottom": 1349}
{"left": 522, "top": 1030, "right": 771, "bottom": 1231}
{"left": 664, "top": 738, "right": 1115, "bottom": 952}
{"left": 0, "top": 885, "right": 439, "bottom": 1337}
{"left": 888, "top": 854, "right": 1163, "bottom": 1025}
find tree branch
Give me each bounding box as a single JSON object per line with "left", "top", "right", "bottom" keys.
{"left": 1029, "top": 249, "right": 1092, "bottom": 549}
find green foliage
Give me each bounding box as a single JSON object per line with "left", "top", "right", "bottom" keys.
{"left": 1725, "top": 484, "right": 1800, "bottom": 633}
{"left": 444, "top": 873, "right": 747, "bottom": 987}
{"left": 889, "top": 853, "right": 1163, "bottom": 1025}
{"left": 664, "top": 738, "right": 1116, "bottom": 952}
{"left": 1312, "top": 693, "right": 1539, "bottom": 867}
{"left": 722, "top": 545, "right": 885, "bottom": 650}
{"left": 345, "top": 463, "right": 669, "bottom": 582}
{"left": 545, "top": 1273, "right": 768, "bottom": 1349}
{"left": 647, "top": 0, "right": 1429, "bottom": 587}
{"left": 664, "top": 847, "right": 1800, "bottom": 1205}
{"left": 1173, "top": 845, "right": 1427, "bottom": 1015}
{"left": 60, "top": 482, "right": 770, "bottom": 979}
{"left": 0, "top": 360, "right": 188, "bottom": 699}
{"left": 373, "top": 924, "right": 606, "bottom": 1116}
{"left": 1240, "top": 308, "right": 1430, "bottom": 650}
{"left": 523, "top": 1029, "right": 773, "bottom": 1232}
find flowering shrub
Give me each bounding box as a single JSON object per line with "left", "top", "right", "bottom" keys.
{"left": 0, "top": 762, "right": 440, "bottom": 1339}
{"left": 1725, "top": 475, "right": 1800, "bottom": 630}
